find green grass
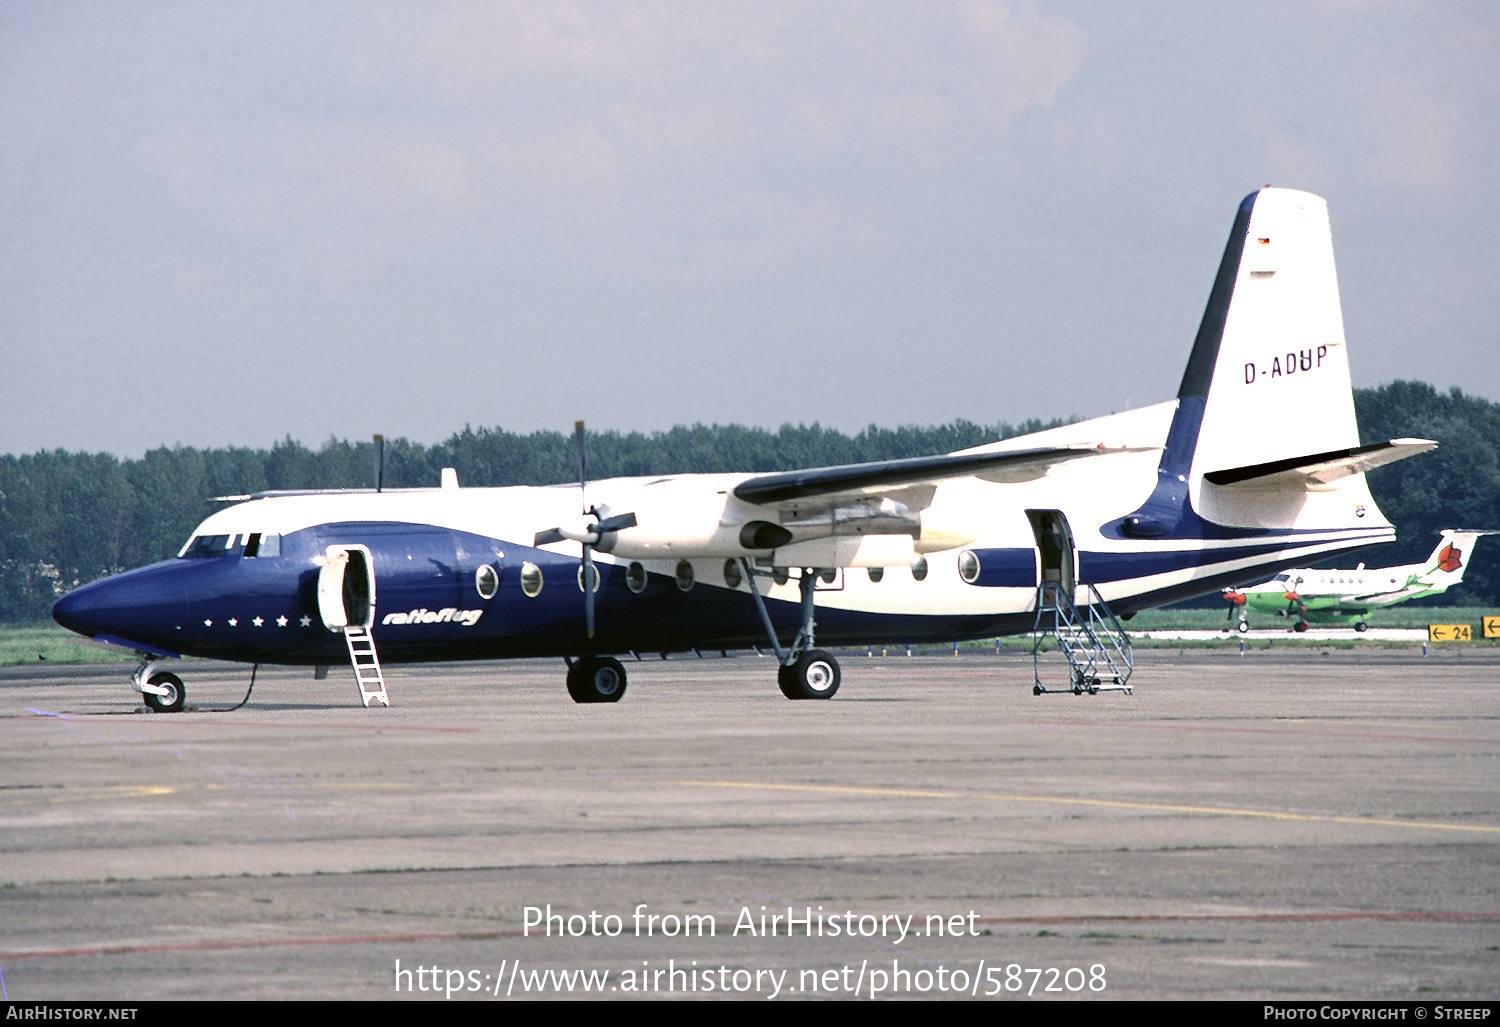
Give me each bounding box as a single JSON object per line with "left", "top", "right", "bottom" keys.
{"left": 1130, "top": 605, "right": 1499, "bottom": 631}
{"left": 0, "top": 622, "right": 136, "bottom": 665}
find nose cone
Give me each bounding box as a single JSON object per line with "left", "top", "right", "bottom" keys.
{"left": 50, "top": 587, "right": 98, "bottom": 637}
{"left": 52, "top": 561, "right": 186, "bottom": 648}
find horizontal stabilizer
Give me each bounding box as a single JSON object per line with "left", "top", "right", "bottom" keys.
{"left": 1203, "top": 438, "right": 1436, "bottom": 489}
{"left": 733, "top": 444, "right": 1152, "bottom": 505}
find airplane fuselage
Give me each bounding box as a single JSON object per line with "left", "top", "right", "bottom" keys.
{"left": 53, "top": 403, "right": 1395, "bottom": 669}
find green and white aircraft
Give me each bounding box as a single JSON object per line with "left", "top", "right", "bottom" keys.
{"left": 1224, "top": 530, "right": 1498, "bottom": 632}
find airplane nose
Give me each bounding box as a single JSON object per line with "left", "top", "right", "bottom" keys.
{"left": 50, "top": 588, "right": 96, "bottom": 637}
{"left": 51, "top": 563, "right": 187, "bottom": 647}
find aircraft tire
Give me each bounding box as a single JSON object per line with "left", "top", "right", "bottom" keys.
{"left": 143, "top": 672, "right": 186, "bottom": 713}
{"left": 1355, "top": 621, "right": 1367, "bottom": 632}
{"left": 1237, "top": 621, "right": 1249, "bottom": 633}
{"left": 1294, "top": 621, "right": 1309, "bottom": 633}
{"left": 567, "top": 656, "right": 627, "bottom": 704}
{"left": 779, "top": 650, "right": 840, "bottom": 700}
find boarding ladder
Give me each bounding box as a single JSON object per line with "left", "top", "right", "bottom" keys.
{"left": 1031, "top": 581, "right": 1133, "bottom": 695}
{"left": 343, "top": 625, "right": 389, "bottom": 707}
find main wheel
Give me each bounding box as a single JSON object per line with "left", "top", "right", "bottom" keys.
{"left": 1355, "top": 621, "right": 1368, "bottom": 633}
{"left": 566, "top": 656, "right": 627, "bottom": 703}
{"left": 1236, "top": 620, "right": 1249, "bottom": 634}
{"left": 1294, "top": 621, "right": 1309, "bottom": 633}
{"left": 143, "top": 671, "right": 186, "bottom": 713}
{"left": 778, "top": 650, "right": 840, "bottom": 700}
{"left": 776, "top": 663, "right": 798, "bottom": 699}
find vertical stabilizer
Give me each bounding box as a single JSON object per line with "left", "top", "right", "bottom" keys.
{"left": 1119, "top": 188, "right": 1387, "bottom": 539}
{"left": 1188, "top": 189, "right": 1359, "bottom": 479}
{"left": 1415, "top": 530, "right": 1499, "bottom": 590}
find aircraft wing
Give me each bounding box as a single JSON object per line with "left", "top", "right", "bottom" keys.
{"left": 1204, "top": 438, "right": 1436, "bottom": 489}
{"left": 732, "top": 444, "right": 1150, "bottom": 505}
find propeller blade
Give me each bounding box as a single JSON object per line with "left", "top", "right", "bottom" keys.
{"left": 575, "top": 421, "right": 587, "bottom": 514}
{"left": 583, "top": 545, "right": 596, "bottom": 639}
{"left": 596, "top": 511, "right": 638, "bottom": 534}
{"left": 534, "top": 528, "right": 566, "bottom": 547}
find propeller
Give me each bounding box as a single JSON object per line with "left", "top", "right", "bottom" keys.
{"left": 1222, "top": 588, "right": 1245, "bottom": 623}
{"left": 533, "top": 422, "right": 637, "bottom": 639}
{"left": 1282, "top": 576, "right": 1307, "bottom": 622}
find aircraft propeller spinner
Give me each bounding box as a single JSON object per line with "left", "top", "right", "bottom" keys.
{"left": 533, "top": 421, "right": 637, "bottom": 639}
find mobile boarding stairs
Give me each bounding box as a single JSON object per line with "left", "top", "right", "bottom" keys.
{"left": 1031, "top": 581, "right": 1133, "bottom": 696}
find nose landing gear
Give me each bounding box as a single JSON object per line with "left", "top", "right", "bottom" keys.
{"left": 142, "top": 671, "right": 185, "bottom": 712}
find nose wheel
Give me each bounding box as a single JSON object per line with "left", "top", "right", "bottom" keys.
{"left": 142, "top": 671, "right": 186, "bottom": 713}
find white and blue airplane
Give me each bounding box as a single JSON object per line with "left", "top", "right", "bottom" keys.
{"left": 52, "top": 188, "right": 1434, "bottom": 710}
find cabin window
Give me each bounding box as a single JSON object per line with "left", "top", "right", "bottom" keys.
{"left": 675, "top": 560, "right": 695, "bottom": 591}
{"left": 476, "top": 564, "right": 499, "bottom": 599}
{"left": 577, "top": 563, "right": 600, "bottom": 593}
{"left": 626, "top": 561, "right": 648, "bottom": 593}
{"left": 521, "top": 562, "right": 543, "bottom": 597}
{"left": 911, "top": 556, "right": 929, "bottom": 582}
{"left": 722, "top": 559, "right": 743, "bottom": 589}
{"left": 867, "top": 566, "right": 884, "bottom": 583}
{"left": 958, "top": 550, "right": 980, "bottom": 583}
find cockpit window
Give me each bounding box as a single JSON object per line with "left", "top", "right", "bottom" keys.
{"left": 1272, "top": 573, "right": 1291, "bottom": 582}
{"left": 243, "top": 533, "right": 281, "bottom": 558}
{"left": 180, "top": 535, "right": 235, "bottom": 558}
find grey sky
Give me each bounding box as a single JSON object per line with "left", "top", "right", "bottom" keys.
{"left": 3, "top": 2, "right": 1495, "bottom": 459}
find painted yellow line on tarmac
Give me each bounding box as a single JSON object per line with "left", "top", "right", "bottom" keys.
{"left": 680, "top": 780, "right": 1500, "bottom": 835}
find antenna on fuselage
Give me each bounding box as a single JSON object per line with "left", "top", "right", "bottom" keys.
{"left": 373, "top": 434, "right": 384, "bottom": 493}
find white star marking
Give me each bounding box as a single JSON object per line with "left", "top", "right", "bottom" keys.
{"left": 300, "top": 615, "right": 311, "bottom": 627}
{"left": 253, "top": 617, "right": 264, "bottom": 627}
{"left": 276, "top": 616, "right": 288, "bottom": 627}
{"left": 228, "top": 618, "right": 238, "bottom": 627}
{"left": 204, "top": 619, "right": 212, "bottom": 627}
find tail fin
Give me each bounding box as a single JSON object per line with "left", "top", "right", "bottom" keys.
{"left": 1414, "top": 530, "right": 1499, "bottom": 588}
{"left": 1119, "top": 188, "right": 1433, "bottom": 538}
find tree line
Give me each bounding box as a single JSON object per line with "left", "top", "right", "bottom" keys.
{"left": 2, "top": 381, "right": 1496, "bottom": 622}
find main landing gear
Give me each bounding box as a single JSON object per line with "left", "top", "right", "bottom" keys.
{"left": 558, "top": 561, "right": 841, "bottom": 703}
{"left": 777, "top": 650, "right": 841, "bottom": 700}
{"left": 566, "top": 655, "right": 628, "bottom": 703}
{"left": 744, "top": 559, "right": 840, "bottom": 700}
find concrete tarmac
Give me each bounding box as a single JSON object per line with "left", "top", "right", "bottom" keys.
{"left": 1, "top": 647, "right": 1497, "bottom": 1001}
